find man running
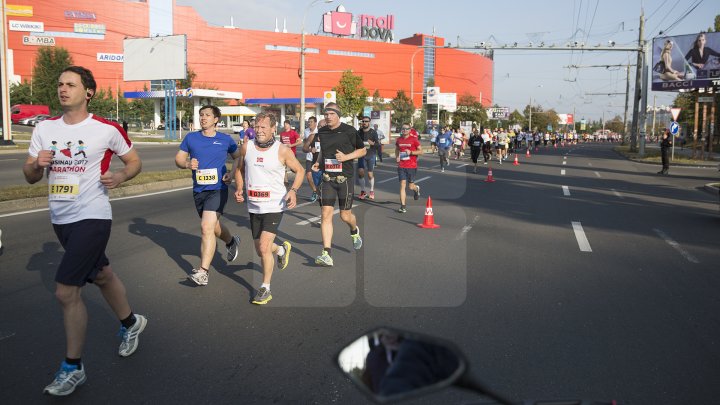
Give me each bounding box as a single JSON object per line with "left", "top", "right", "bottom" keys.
{"left": 395, "top": 123, "right": 422, "bottom": 213}
{"left": 302, "top": 116, "right": 320, "bottom": 202}
{"left": 175, "top": 105, "right": 242, "bottom": 286}
{"left": 311, "top": 103, "right": 365, "bottom": 266}
{"left": 234, "top": 112, "right": 304, "bottom": 304}
{"left": 436, "top": 126, "right": 452, "bottom": 172}
{"left": 24, "top": 66, "right": 146, "bottom": 396}
{"left": 356, "top": 115, "right": 380, "bottom": 200}
{"left": 469, "top": 128, "right": 483, "bottom": 173}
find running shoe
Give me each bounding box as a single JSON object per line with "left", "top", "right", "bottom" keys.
{"left": 315, "top": 250, "right": 334, "bottom": 267}
{"left": 440, "top": 168, "right": 445, "bottom": 173}
{"left": 226, "top": 235, "right": 240, "bottom": 262}
{"left": 358, "top": 191, "right": 367, "bottom": 200}
{"left": 413, "top": 185, "right": 420, "bottom": 201}
{"left": 118, "top": 314, "right": 148, "bottom": 357}
{"left": 277, "top": 241, "right": 291, "bottom": 270}
{"left": 43, "top": 362, "right": 86, "bottom": 396}
{"left": 252, "top": 287, "right": 272, "bottom": 305}
{"left": 351, "top": 227, "right": 363, "bottom": 250}
{"left": 368, "top": 191, "right": 375, "bottom": 200}
{"left": 188, "top": 270, "right": 208, "bottom": 286}
{"left": 398, "top": 207, "right": 407, "bottom": 213}
{"left": 310, "top": 192, "right": 318, "bottom": 203}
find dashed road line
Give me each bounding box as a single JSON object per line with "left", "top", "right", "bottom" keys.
{"left": 653, "top": 228, "right": 700, "bottom": 264}
{"left": 571, "top": 221, "right": 593, "bottom": 252}
{"left": 414, "top": 176, "right": 431, "bottom": 184}
{"left": 296, "top": 208, "right": 340, "bottom": 225}
{"left": 561, "top": 169, "right": 566, "bottom": 175}
{"left": 562, "top": 186, "right": 570, "bottom": 196}
{"left": 611, "top": 188, "right": 624, "bottom": 199}
{"left": 455, "top": 215, "right": 480, "bottom": 240}
{"left": 594, "top": 171, "right": 601, "bottom": 178}
{"left": 562, "top": 161, "right": 567, "bottom": 165}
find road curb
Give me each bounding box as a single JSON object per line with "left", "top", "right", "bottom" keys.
{"left": 703, "top": 182, "right": 720, "bottom": 196}
{"left": 0, "top": 178, "right": 192, "bottom": 215}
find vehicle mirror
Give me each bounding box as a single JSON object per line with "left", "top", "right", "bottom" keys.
{"left": 336, "top": 327, "right": 466, "bottom": 403}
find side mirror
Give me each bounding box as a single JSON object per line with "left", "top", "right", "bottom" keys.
{"left": 336, "top": 327, "right": 466, "bottom": 403}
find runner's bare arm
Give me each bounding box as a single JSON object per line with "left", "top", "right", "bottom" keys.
{"left": 175, "top": 150, "right": 190, "bottom": 169}
{"left": 234, "top": 143, "right": 247, "bottom": 202}
{"left": 23, "top": 151, "right": 53, "bottom": 184}
{"left": 280, "top": 145, "right": 305, "bottom": 209}
{"left": 101, "top": 148, "right": 142, "bottom": 189}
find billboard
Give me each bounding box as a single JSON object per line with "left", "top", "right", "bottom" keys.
{"left": 651, "top": 31, "right": 720, "bottom": 91}
{"left": 123, "top": 35, "right": 187, "bottom": 81}
{"left": 486, "top": 107, "right": 509, "bottom": 119}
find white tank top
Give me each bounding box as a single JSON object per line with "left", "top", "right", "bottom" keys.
{"left": 244, "top": 141, "right": 287, "bottom": 214}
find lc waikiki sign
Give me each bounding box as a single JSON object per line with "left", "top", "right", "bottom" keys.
{"left": 322, "top": 5, "right": 395, "bottom": 42}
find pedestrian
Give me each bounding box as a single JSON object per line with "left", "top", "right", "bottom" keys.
{"left": 357, "top": 115, "right": 380, "bottom": 200}
{"left": 122, "top": 120, "right": 129, "bottom": 134}
{"left": 436, "top": 126, "right": 452, "bottom": 172}
{"left": 373, "top": 123, "right": 386, "bottom": 163}
{"left": 429, "top": 125, "right": 439, "bottom": 154}
{"left": 311, "top": 102, "right": 365, "bottom": 267}
{"left": 23, "top": 66, "right": 147, "bottom": 396}
{"left": 280, "top": 119, "right": 302, "bottom": 155}
{"left": 174, "top": 105, "right": 242, "bottom": 286}
{"left": 469, "top": 129, "right": 483, "bottom": 173}
{"left": 302, "top": 116, "right": 320, "bottom": 202}
{"left": 395, "top": 123, "right": 422, "bottom": 213}
{"left": 658, "top": 128, "right": 672, "bottom": 175}
{"left": 234, "top": 112, "right": 304, "bottom": 304}
{"left": 243, "top": 119, "right": 256, "bottom": 144}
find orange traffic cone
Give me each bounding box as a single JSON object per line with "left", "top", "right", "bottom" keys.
{"left": 513, "top": 154, "right": 519, "bottom": 166}
{"left": 526, "top": 148, "right": 531, "bottom": 158}
{"left": 417, "top": 197, "right": 441, "bottom": 229}
{"left": 485, "top": 165, "right": 495, "bottom": 183}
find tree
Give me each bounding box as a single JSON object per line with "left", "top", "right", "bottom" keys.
{"left": 452, "top": 93, "right": 487, "bottom": 128}
{"left": 333, "top": 70, "right": 369, "bottom": 119}
{"left": 508, "top": 109, "right": 524, "bottom": 129}
{"left": 31, "top": 47, "right": 73, "bottom": 114}
{"left": 390, "top": 90, "right": 414, "bottom": 129}
{"left": 9, "top": 81, "right": 33, "bottom": 105}
{"left": 370, "top": 89, "right": 386, "bottom": 111}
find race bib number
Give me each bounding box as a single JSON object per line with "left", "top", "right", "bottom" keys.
{"left": 315, "top": 142, "right": 321, "bottom": 152}
{"left": 399, "top": 151, "right": 411, "bottom": 161}
{"left": 49, "top": 173, "right": 80, "bottom": 201}
{"left": 439, "top": 139, "right": 447, "bottom": 145}
{"left": 248, "top": 185, "right": 272, "bottom": 202}
{"left": 473, "top": 141, "right": 481, "bottom": 147}
{"left": 196, "top": 168, "right": 219, "bottom": 185}
{"left": 324, "top": 158, "right": 342, "bottom": 173}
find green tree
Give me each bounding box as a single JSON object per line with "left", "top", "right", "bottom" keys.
{"left": 390, "top": 90, "right": 414, "bottom": 130}
{"left": 508, "top": 109, "right": 524, "bottom": 129}
{"left": 31, "top": 47, "right": 73, "bottom": 114}
{"left": 370, "top": 89, "right": 386, "bottom": 111}
{"left": 452, "top": 93, "right": 487, "bottom": 128}
{"left": 9, "top": 81, "right": 33, "bottom": 105}
{"left": 333, "top": 70, "right": 369, "bottom": 119}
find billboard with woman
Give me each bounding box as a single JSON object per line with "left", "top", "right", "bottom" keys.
{"left": 651, "top": 31, "right": 720, "bottom": 91}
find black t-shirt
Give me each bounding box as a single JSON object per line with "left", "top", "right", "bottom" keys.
{"left": 358, "top": 128, "right": 380, "bottom": 157}
{"left": 469, "top": 135, "right": 483, "bottom": 149}
{"left": 317, "top": 122, "right": 364, "bottom": 178}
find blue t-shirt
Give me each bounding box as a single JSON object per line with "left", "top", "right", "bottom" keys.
{"left": 436, "top": 131, "right": 453, "bottom": 150}
{"left": 180, "top": 131, "right": 238, "bottom": 192}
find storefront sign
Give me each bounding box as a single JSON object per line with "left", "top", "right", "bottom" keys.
{"left": 74, "top": 23, "right": 106, "bottom": 34}
{"left": 97, "top": 53, "right": 124, "bottom": 62}
{"left": 64, "top": 10, "right": 97, "bottom": 20}
{"left": 23, "top": 36, "right": 56, "bottom": 46}
{"left": 322, "top": 6, "right": 395, "bottom": 42}
{"left": 359, "top": 14, "right": 394, "bottom": 42}
{"left": 9, "top": 20, "right": 44, "bottom": 32}
{"left": 7, "top": 5, "right": 33, "bottom": 17}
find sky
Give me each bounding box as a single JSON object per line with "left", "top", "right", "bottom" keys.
{"left": 176, "top": 0, "right": 717, "bottom": 123}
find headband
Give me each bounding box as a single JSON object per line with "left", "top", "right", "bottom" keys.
{"left": 323, "top": 107, "right": 341, "bottom": 116}
{"left": 255, "top": 135, "right": 275, "bottom": 149}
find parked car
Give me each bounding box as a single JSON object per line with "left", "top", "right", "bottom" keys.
{"left": 11, "top": 104, "right": 49, "bottom": 124}
{"left": 19, "top": 114, "right": 50, "bottom": 126}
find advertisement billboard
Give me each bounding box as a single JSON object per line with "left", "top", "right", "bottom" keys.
{"left": 486, "top": 107, "right": 509, "bottom": 119}
{"left": 651, "top": 31, "right": 720, "bottom": 91}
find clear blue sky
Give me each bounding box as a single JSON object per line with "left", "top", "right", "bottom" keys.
{"left": 177, "top": 0, "right": 716, "bottom": 123}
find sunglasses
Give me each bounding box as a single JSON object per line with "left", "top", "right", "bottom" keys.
{"left": 401, "top": 127, "right": 410, "bottom": 130}
{"left": 362, "top": 120, "right": 370, "bottom": 123}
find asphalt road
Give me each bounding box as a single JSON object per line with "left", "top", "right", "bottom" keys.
{"left": 1, "top": 143, "right": 719, "bottom": 404}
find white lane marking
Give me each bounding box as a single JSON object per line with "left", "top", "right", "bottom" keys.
{"left": 414, "top": 176, "right": 431, "bottom": 184}
{"left": 561, "top": 169, "right": 566, "bottom": 175}
{"left": 562, "top": 186, "right": 570, "bottom": 196}
{"left": 0, "top": 186, "right": 192, "bottom": 218}
{"left": 562, "top": 161, "right": 567, "bottom": 165}
{"left": 376, "top": 176, "right": 396, "bottom": 185}
{"left": 653, "top": 228, "right": 700, "bottom": 264}
{"left": 457, "top": 163, "right": 468, "bottom": 168}
{"left": 571, "top": 221, "right": 593, "bottom": 252}
{"left": 456, "top": 215, "right": 480, "bottom": 240}
{"left": 1, "top": 158, "right": 19, "bottom": 161}
{"left": 611, "top": 188, "right": 624, "bottom": 199}
{"left": 594, "top": 171, "right": 601, "bottom": 178}
{"left": 0, "top": 332, "right": 16, "bottom": 341}
{"left": 563, "top": 156, "right": 567, "bottom": 160}
{"left": 295, "top": 200, "right": 316, "bottom": 208}
{"left": 588, "top": 162, "right": 593, "bottom": 166}
{"left": 296, "top": 208, "right": 340, "bottom": 225}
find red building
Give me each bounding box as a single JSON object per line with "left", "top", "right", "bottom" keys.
{"left": 6, "top": 0, "right": 493, "bottom": 112}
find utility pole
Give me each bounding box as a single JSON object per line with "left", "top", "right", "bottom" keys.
{"left": 623, "top": 57, "right": 631, "bottom": 143}
{"left": 630, "top": 10, "right": 644, "bottom": 152}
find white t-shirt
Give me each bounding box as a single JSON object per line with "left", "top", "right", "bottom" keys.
{"left": 304, "top": 127, "right": 319, "bottom": 161}
{"left": 244, "top": 141, "right": 287, "bottom": 214}
{"left": 28, "top": 114, "right": 133, "bottom": 224}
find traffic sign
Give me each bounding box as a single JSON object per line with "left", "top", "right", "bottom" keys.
{"left": 670, "top": 121, "right": 679, "bottom": 135}
{"left": 670, "top": 107, "right": 681, "bottom": 121}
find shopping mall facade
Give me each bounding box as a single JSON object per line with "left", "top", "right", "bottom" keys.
{"left": 5, "top": 0, "right": 493, "bottom": 127}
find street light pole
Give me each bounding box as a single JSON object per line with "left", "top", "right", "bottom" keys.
{"left": 300, "top": 0, "right": 332, "bottom": 136}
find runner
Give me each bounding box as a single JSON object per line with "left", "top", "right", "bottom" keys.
{"left": 234, "top": 112, "right": 304, "bottom": 304}
{"left": 356, "top": 116, "right": 380, "bottom": 200}
{"left": 395, "top": 123, "right": 422, "bottom": 213}
{"left": 302, "top": 116, "right": 320, "bottom": 202}
{"left": 469, "top": 128, "right": 483, "bottom": 173}
{"left": 436, "top": 126, "right": 452, "bottom": 172}
{"left": 311, "top": 103, "right": 365, "bottom": 267}
{"left": 174, "top": 105, "right": 242, "bottom": 286}
{"left": 23, "top": 66, "right": 146, "bottom": 396}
